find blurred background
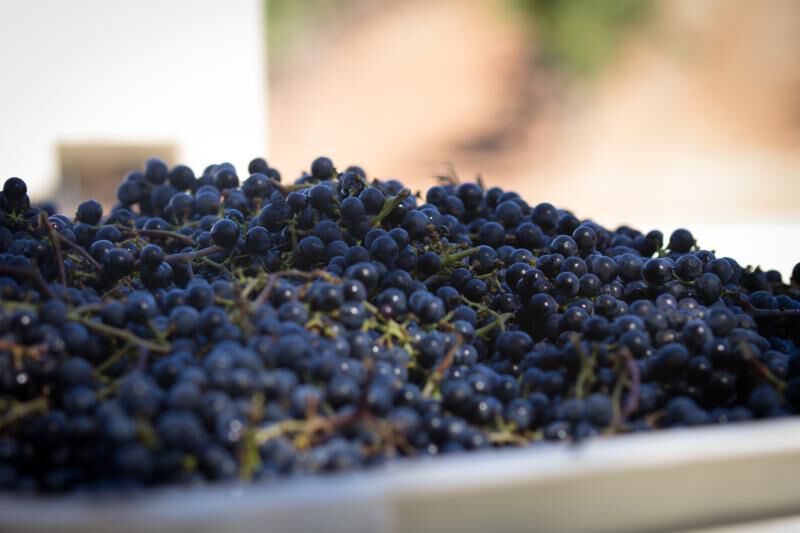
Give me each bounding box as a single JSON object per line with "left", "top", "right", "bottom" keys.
{"left": 1, "top": 0, "right": 799, "bottom": 273}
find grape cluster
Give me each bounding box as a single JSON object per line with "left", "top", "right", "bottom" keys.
{"left": 0, "top": 156, "right": 798, "bottom": 493}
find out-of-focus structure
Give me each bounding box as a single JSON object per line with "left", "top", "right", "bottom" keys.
{"left": 0, "top": 0, "right": 267, "bottom": 207}
{"left": 269, "top": 0, "right": 800, "bottom": 223}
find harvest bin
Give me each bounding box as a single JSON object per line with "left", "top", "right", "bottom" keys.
{"left": 2, "top": 418, "right": 799, "bottom": 533}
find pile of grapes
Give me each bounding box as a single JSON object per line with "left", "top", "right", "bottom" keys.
{"left": 0, "top": 156, "right": 798, "bottom": 494}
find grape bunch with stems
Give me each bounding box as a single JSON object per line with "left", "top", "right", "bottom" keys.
{"left": 0, "top": 155, "right": 798, "bottom": 493}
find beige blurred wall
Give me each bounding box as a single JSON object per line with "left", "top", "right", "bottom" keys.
{"left": 269, "top": 0, "right": 800, "bottom": 226}
{"left": 520, "top": 0, "right": 800, "bottom": 227}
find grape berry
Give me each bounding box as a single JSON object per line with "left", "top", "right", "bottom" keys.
{"left": 0, "top": 156, "right": 798, "bottom": 494}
